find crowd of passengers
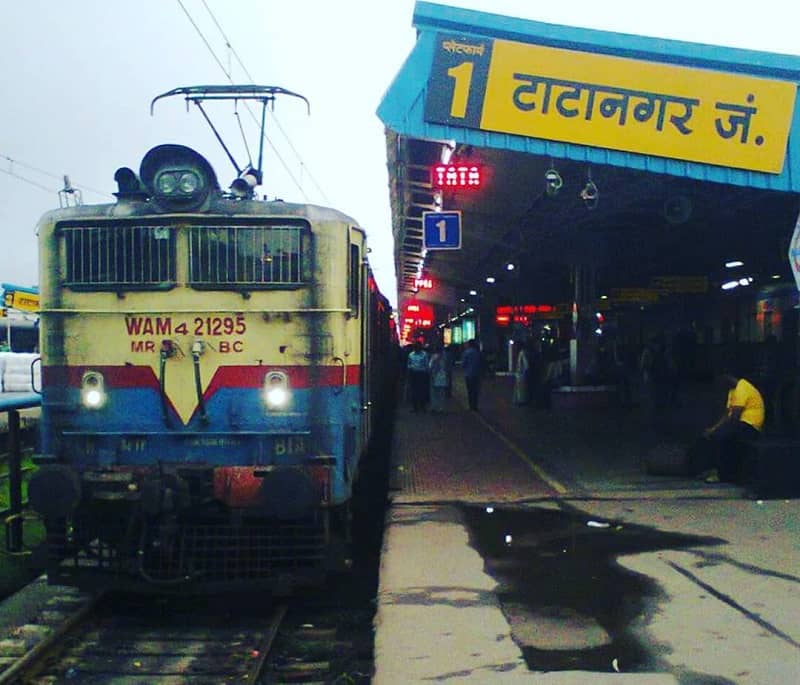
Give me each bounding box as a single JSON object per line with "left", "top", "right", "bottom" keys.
{"left": 402, "top": 332, "right": 794, "bottom": 493}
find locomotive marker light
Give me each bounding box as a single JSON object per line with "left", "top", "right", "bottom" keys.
{"left": 264, "top": 371, "right": 291, "bottom": 411}
{"left": 81, "top": 371, "right": 107, "bottom": 409}
{"left": 230, "top": 168, "right": 260, "bottom": 198}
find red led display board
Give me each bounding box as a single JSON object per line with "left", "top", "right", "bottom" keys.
{"left": 431, "top": 164, "right": 482, "bottom": 189}
{"left": 402, "top": 300, "right": 435, "bottom": 330}
{"left": 495, "top": 304, "right": 565, "bottom": 326}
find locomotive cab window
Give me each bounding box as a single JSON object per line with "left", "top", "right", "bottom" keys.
{"left": 189, "top": 222, "right": 308, "bottom": 289}
{"left": 348, "top": 243, "right": 360, "bottom": 315}
{"left": 60, "top": 223, "right": 176, "bottom": 290}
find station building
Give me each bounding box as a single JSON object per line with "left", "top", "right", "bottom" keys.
{"left": 378, "top": 2, "right": 800, "bottom": 412}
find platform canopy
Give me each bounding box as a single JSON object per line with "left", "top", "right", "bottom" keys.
{"left": 378, "top": 2, "right": 800, "bottom": 322}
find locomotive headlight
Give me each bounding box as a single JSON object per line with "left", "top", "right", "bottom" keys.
{"left": 156, "top": 172, "right": 178, "bottom": 195}
{"left": 178, "top": 172, "right": 200, "bottom": 194}
{"left": 264, "top": 372, "right": 290, "bottom": 411}
{"left": 267, "top": 386, "right": 288, "bottom": 407}
{"left": 140, "top": 145, "right": 218, "bottom": 211}
{"left": 155, "top": 169, "right": 202, "bottom": 197}
{"left": 81, "top": 371, "right": 107, "bottom": 409}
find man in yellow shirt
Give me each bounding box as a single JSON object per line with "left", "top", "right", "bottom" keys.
{"left": 702, "top": 370, "right": 765, "bottom": 483}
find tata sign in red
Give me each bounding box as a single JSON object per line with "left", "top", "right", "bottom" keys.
{"left": 402, "top": 300, "right": 435, "bottom": 330}
{"left": 431, "top": 164, "right": 482, "bottom": 189}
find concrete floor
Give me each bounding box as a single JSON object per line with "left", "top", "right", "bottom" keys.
{"left": 374, "top": 373, "right": 800, "bottom": 684}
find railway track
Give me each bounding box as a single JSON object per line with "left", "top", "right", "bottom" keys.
{"left": 2, "top": 593, "right": 284, "bottom": 684}
{"left": 0, "top": 587, "right": 374, "bottom": 684}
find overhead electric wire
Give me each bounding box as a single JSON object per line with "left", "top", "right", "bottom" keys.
{"left": 200, "top": 0, "right": 329, "bottom": 204}
{"left": 200, "top": 0, "right": 328, "bottom": 202}
{"left": 175, "top": 0, "right": 230, "bottom": 77}
{"left": 200, "top": 0, "right": 256, "bottom": 82}
{"left": 175, "top": 0, "right": 321, "bottom": 202}
{"left": 0, "top": 167, "right": 55, "bottom": 193}
{"left": 0, "top": 153, "right": 112, "bottom": 198}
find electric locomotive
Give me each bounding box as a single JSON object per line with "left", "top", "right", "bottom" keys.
{"left": 28, "top": 86, "right": 397, "bottom": 593}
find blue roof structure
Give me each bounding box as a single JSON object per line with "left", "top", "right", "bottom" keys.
{"left": 378, "top": 2, "right": 800, "bottom": 192}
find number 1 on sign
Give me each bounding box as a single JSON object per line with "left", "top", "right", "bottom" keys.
{"left": 447, "top": 62, "right": 474, "bottom": 118}
{"left": 436, "top": 219, "right": 447, "bottom": 243}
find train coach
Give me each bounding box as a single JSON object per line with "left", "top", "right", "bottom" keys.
{"left": 28, "top": 87, "right": 398, "bottom": 593}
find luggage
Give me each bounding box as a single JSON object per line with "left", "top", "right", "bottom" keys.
{"left": 742, "top": 439, "right": 800, "bottom": 499}
{"left": 644, "top": 443, "right": 690, "bottom": 476}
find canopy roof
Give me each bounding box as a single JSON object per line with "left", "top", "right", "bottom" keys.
{"left": 378, "top": 2, "right": 800, "bottom": 310}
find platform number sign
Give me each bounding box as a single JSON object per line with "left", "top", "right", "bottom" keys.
{"left": 423, "top": 211, "right": 462, "bottom": 250}
{"left": 424, "top": 35, "right": 493, "bottom": 130}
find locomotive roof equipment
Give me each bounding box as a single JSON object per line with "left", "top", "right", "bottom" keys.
{"left": 150, "top": 85, "right": 310, "bottom": 199}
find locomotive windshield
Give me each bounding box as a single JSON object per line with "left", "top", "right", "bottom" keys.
{"left": 58, "top": 218, "right": 309, "bottom": 291}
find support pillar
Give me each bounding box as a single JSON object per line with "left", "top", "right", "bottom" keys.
{"left": 570, "top": 264, "right": 598, "bottom": 385}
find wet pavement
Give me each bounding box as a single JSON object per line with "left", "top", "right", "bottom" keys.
{"left": 373, "top": 372, "right": 800, "bottom": 684}
{"left": 461, "top": 503, "right": 724, "bottom": 675}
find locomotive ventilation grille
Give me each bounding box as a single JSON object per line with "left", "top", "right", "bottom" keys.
{"left": 188, "top": 224, "right": 304, "bottom": 286}
{"left": 47, "top": 518, "right": 327, "bottom": 584}
{"left": 59, "top": 221, "right": 307, "bottom": 290}
{"left": 62, "top": 224, "right": 175, "bottom": 287}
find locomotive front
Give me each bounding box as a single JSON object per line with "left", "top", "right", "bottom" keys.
{"left": 29, "top": 143, "right": 376, "bottom": 592}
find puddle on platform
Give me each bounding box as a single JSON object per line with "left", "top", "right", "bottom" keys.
{"left": 461, "top": 504, "right": 723, "bottom": 675}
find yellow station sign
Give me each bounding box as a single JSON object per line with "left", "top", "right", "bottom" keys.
{"left": 425, "top": 35, "right": 797, "bottom": 173}
{"left": 3, "top": 291, "right": 39, "bottom": 312}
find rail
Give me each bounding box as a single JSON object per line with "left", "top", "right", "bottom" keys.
{"left": 0, "top": 392, "right": 41, "bottom": 553}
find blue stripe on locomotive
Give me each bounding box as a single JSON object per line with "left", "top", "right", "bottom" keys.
{"left": 44, "top": 384, "right": 363, "bottom": 505}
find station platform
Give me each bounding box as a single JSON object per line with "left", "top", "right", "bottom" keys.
{"left": 373, "top": 373, "right": 800, "bottom": 684}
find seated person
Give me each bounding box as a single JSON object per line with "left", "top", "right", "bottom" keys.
{"left": 701, "top": 369, "right": 764, "bottom": 483}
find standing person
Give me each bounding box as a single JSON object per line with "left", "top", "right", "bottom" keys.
{"left": 428, "top": 344, "right": 448, "bottom": 413}
{"left": 462, "top": 338, "right": 482, "bottom": 411}
{"left": 406, "top": 342, "right": 429, "bottom": 412}
{"left": 444, "top": 344, "right": 456, "bottom": 398}
{"left": 513, "top": 340, "right": 530, "bottom": 406}
{"left": 640, "top": 334, "right": 674, "bottom": 428}
{"left": 701, "top": 369, "right": 764, "bottom": 483}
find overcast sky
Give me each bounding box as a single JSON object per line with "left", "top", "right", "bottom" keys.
{"left": 2, "top": 0, "right": 799, "bottom": 307}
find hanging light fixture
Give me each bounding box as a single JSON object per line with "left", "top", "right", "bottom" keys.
{"left": 580, "top": 168, "right": 599, "bottom": 210}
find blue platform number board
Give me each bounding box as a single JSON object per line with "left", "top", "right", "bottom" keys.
{"left": 423, "top": 211, "right": 462, "bottom": 250}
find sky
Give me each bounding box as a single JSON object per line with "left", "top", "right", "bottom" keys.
{"left": 2, "top": 0, "right": 800, "bottom": 308}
